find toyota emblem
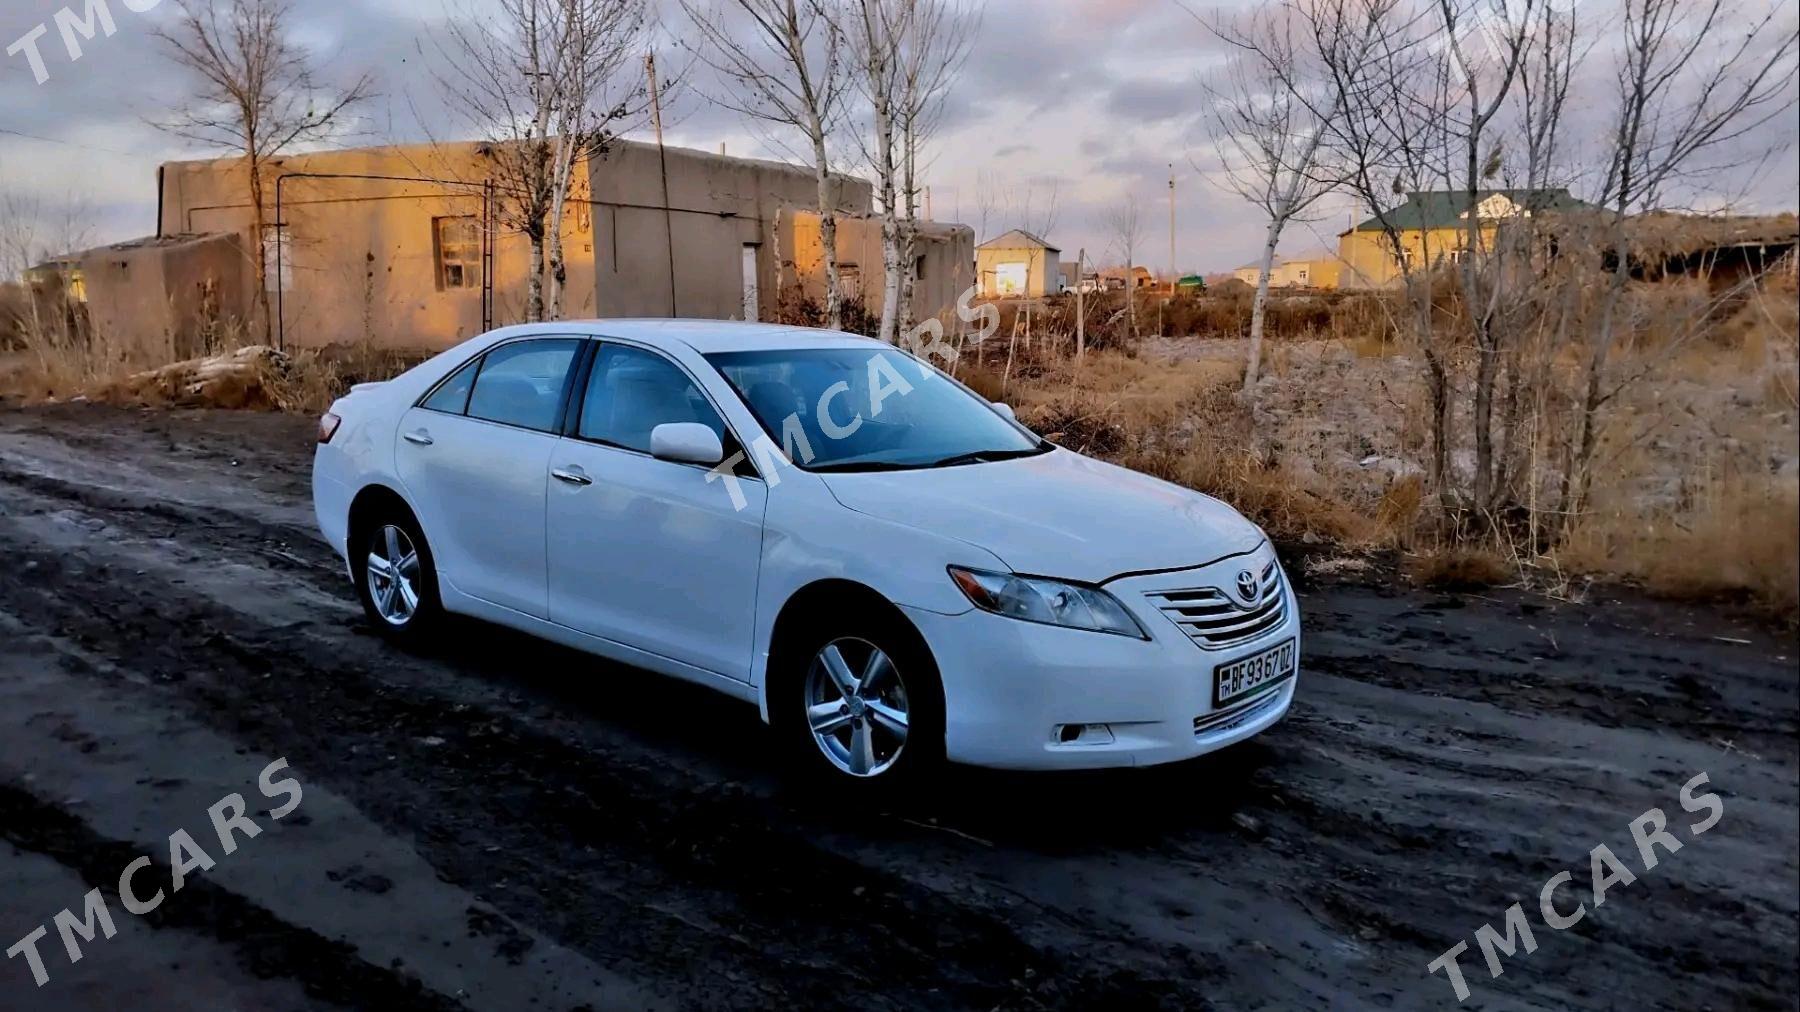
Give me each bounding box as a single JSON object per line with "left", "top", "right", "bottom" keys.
{"left": 1234, "top": 570, "right": 1261, "bottom": 606}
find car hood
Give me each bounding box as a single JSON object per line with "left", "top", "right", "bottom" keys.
{"left": 819, "top": 448, "right": 1265, "bottom": 584}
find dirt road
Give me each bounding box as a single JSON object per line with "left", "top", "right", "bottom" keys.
{"left": 0, "top": 403, "right": 1794, "bottom": 1011}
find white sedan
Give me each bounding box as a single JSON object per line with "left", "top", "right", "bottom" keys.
{"left": 312, "top": 320, "right": 1299, "bottom": 783}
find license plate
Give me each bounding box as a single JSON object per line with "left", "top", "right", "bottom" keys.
{"left": 1213, "top": 639, "right": 1296, "bottom": 707}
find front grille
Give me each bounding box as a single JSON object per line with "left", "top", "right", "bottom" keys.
{"left": 1147, "top": 560, "right": 1288, "bottom": 650}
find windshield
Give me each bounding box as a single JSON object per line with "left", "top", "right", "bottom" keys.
{"left": 706, "top": 347, "right": 1046, "bottom": 471}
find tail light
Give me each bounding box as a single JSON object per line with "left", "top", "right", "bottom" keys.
{"left": 317, "top": 412, "right": 342, "bottom": 444}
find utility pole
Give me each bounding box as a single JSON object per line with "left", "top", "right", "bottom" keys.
{"left": 1075, "top": 246, "right": 1086, "bottom": 361}
{"left": 1168, "top": 163, "right": 1177, "bottom": 295}
{"left": 646, "top": 51, "right": 677, "bottom": 316}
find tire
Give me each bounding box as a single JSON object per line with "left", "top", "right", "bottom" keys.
{"left": 350, "top": 506, "right": 443, "bottom": 644}
{"left": 774, "top": 607, "right": 944, "bottom": 789}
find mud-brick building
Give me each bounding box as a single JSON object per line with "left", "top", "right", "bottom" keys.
{"left": 81, "top": 139, "right": 973, "bottom": 353}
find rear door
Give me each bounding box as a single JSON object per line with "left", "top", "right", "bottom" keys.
{"left": 396, "top": 337, "right": 583, "bottom": 618}
{"left": 545, "top": 341, "right": 767, "bottom": 680}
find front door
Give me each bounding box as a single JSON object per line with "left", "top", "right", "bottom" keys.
{"left": 546, "top": 342, "right": 767, "bottom": 680}
{"left": 395, "top": 337, "right": 582, "bottom": 618}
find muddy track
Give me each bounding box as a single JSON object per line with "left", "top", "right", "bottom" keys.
{"left": 0, "top": 404, "right": 1795, "bottom": 1011}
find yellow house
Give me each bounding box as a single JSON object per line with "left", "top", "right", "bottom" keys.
{"left": 976, "top": 229, "right": 1061, "bottom": 297}
{"left": 1336, "top": 189, "right": 1588, "bottom": 287}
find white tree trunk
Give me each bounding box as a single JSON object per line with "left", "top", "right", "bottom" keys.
{"left": 812, "top": 131, "right": 841, "bottom": 330}
{"left": 1242, "top": 219, "right": 1282, "bottom": 394}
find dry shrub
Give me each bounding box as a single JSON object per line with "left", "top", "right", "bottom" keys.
{"left": 1407, "top": 546, "right": 1513, "bottom": 590}
{"left": 1377, "top": 474, "right": 1425, "bottom": 543}
{"left": 1559, "top": 474, "right": 1799, "bottom": 613}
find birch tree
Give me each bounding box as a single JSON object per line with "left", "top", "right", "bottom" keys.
{"left": 680, "top": 0, "right": 849, "bottom": 327}
{"left": 894, "top": 0, "right": 975, "bottom": 334}
{"left": 1192, "top": 1, "right": 1347, "bottom": 396}
{"left": 840, "top": 0, "right": 971, "bottom": 342}
{"left": 154, "top": 0, "right": 372, "bottom": 343}
{"left": 435, "top": 0, "right": 650, "bottom": 322}
{"left": 843, "top": 0, "right": 906, "bottom": 342}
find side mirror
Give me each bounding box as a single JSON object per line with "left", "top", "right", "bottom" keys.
{"left": 650, "top": 423, "right": 725, "bottom": 466}
{"left": 992, "top": 402, "right": 1017, "bottom": 422}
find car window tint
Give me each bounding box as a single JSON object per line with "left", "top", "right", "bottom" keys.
{"left": 466, "top": 339, "right": 580, "bottom": 433}
{"left": 579, "top": 344, "right": 726, "bottom": 453}
{"left": 421, "top": 358, "right": 479, "bottom": 415}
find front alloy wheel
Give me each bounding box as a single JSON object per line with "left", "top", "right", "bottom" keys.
{"left": 804, "top": 637, "right": 911, "bottom": 778}
{"left": 366, "top": 524, "right": 423, "bottom": 627}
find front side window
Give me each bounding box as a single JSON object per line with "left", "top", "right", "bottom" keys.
{"left": 579, "top": 344, "right": 727, "bottom": 454}
{"left": 466, "top": 339, "right": 580, "bottom": 432}
{"left": 706, "top": 347, "right": 1044, "bottom": 472}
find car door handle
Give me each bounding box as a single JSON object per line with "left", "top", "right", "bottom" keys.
{"left": 403, "top": 430, "right": 434, "bottom": 446}
{"left": 552, "top": 467, "right": 593, "bottom": 487}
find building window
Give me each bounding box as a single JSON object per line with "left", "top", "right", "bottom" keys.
{"left": 839, "top": 263, "right": 863, "bottom": 303}
{"left": 435, "top": 217, "right": 479, "bottom": 290}
{"left": 914, "top": 255, "right": 926, "bottom": 281}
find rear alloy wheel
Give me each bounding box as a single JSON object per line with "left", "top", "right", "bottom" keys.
{"left": 366, "top": 524, "right": 423, "bottom": 627}
{"left": 804, "top": 637, "right": 913, "bottom": 778}
{"left": 353, "top": 511, "right": 441, "bottom": 642}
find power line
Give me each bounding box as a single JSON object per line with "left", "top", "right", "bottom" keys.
{"left": 0, "top": 126, "right": 136, "bottom": 158}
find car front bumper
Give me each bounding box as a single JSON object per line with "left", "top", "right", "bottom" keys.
{"left": 903, "top": 549, "right": 1300, "bottom": 771}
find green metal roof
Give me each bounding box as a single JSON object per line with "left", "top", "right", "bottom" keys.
{"left": 1348, "top": 189, "right": 1592, "bottom": 233}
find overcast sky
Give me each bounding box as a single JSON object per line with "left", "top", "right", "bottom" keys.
{"left": 1, "top": 0, "right": 1795, "bottom": 275}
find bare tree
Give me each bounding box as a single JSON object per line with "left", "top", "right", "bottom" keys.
{"left": 842, "top": 0, "right": 906, "bottom": 342}
{"left": 434, "top": 0, "right": 650, "bottom": 322}
{"left": 1191, "top": 1, "right": 1349, "bottom": 396}
{"left": 1104, "top": 196, "right": 1145, "bottom": 338}
{"left": 840, "top": 0, "right": 972, "bottom": 342}
{"left": 1559, "top": 0, "right": 1796, "bottom": 520}
{"left": 680, "top": 0, "right": 849, "bottom": 326}
{"left": 0, "top": 181, "right": 92, "bottom": 285}
{"left": 894, "top": 0, "right": 975, "bottom": 334}
{"left": 154, "top": 0, "right": 372, "bottom": 343}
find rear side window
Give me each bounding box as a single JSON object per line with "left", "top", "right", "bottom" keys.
{"left": 421, "top": 358, "right": 479, "bottom": 415}
{"left": 466, "top": 339, "right": 581, "bottom": 433}
{"left": 578, "top": 344, "right": 726, "bottom": 454}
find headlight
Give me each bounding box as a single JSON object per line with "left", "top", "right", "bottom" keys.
{"left": 948, "top": 567, "right": 1148, "bottom": 638}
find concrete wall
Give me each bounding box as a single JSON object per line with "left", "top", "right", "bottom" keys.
{"left": 152, "top": 139, "right": 881, "bottom": 351}
{"left": 778, "top": 210, "right": 975, "bottom": 325}
{"left": 79, "top": 234, "right": 250, "bottom": 361}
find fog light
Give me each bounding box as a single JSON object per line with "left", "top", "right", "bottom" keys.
{"left": 1053, "top": 723, "right": 1115, "bottom": 745}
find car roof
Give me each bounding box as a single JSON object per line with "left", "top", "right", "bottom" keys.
{"left": 485, "top": 319, "right": 885, "bottom": 355}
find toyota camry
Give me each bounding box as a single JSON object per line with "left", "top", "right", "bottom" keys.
{"left": 312, "top": 320, "right": 1300, "bottom": 784}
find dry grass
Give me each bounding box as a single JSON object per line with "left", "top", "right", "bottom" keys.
{"left": 1560, "top": 474, "right": 1799, "bottom": 613}
{"left": 0, "top": 294, "right": 417, "bottom": 415}
{"left": 960, "top": 350, "right": 1382, "bottom": 546}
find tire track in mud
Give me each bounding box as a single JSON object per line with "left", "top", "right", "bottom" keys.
{"left": 0, "top": 482, "right": 1224, "bottom": 1009}
{"left": 0, "top": 782, "right": 463, "bottom": 1011}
